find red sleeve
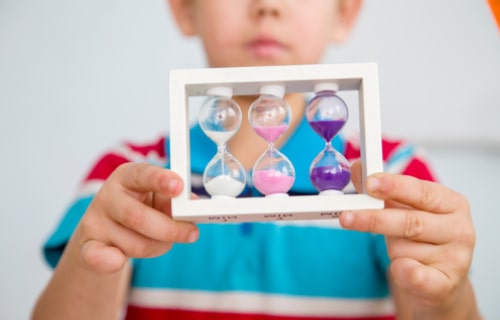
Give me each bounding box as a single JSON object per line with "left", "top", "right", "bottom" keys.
{"left": 343, "top": 135, "right": 437, "bottom": 182}
{"left": 84, "top": 136, "right": 167, "bottom": 183}
{"left": 401, "top": 157, "right": 437, "bottom": 182}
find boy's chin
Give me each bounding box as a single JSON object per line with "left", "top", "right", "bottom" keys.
{"left": 209, "top": 59, "right": 305, "bottom": 68}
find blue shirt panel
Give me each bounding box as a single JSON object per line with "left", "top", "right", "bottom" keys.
{"left": 145, "top": 116, "right": 390, "bottom": 299}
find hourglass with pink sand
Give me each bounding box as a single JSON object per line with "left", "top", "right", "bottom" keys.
{"left": 198, "top": 87, "right": 246, "bottom": 198}
{"left": 307, "top": 83, "right": 351, "bottom": 195}
{"left": 249, "top": 85, "right": 295, "bottom": 197}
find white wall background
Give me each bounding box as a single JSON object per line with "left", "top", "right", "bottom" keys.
{"left": 1, "top": 0, "right": 499, "bottom": 319}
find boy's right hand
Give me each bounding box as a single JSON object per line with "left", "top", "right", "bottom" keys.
{"left": 75, "top": 162, "right": 199, "bottom": 274}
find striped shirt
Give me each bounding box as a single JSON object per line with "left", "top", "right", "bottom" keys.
{"left": 44, "top": 116, "right": 435, "bottom": 320}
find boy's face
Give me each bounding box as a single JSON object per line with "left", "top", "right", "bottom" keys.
{"left": 170, "top": 0, "right": 360, "bottom": 68}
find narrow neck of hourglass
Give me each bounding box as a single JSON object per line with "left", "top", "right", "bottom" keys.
{"left": 324, "top": 140, "right": 335, "bottom": 152}
{"left": 217, "top": 143, "right": 228, "bottom": 154}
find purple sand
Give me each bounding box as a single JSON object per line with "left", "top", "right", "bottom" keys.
{"left": 309, "top": 120, "right": 345, "bottom": 142}
{"left": 310, "top": 166, "right": 351, "bottom": 191}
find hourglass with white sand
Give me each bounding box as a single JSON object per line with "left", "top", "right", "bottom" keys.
{"left": 198, "top": 87, "right": 246, "bottom": 198}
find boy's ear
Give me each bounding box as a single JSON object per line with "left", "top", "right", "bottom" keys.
{"left": 168, "top": 0, "right": 197, "bottom": 36}
{"left": 331, "top": 0, "right": 363, "bottom": 43}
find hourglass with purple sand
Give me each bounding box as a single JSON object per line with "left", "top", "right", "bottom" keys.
{"left": 198, "top": 87, "right": 246, "bottom": 198}
{"left": 307, "top": 83, "right": 351, "bottom": 195}
{"left": 249, "top": 85, "right": 295, "bottom": 197}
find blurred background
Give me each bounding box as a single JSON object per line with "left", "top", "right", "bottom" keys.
{"left": 1, "top": 0, "right": 499, "bottom": 318}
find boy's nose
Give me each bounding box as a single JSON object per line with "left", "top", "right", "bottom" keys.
{"left": 252, "top": 0, "right": 282, "bottom": 19}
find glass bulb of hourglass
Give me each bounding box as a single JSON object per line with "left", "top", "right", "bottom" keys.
{"left": 249, "top": 86, "right": 295, "bottom": 196}
{"left": 309, "top": 147, "right": 351, "bottom": 194}
{"left": 307, "top": 85, "right": 351, "bottom": 195}
{"left": 252, "top": 149, "right": 295, "bottom": 196}
{"left": 198, "top": 92, "right": 246, "bottom": 198}
{"left": 203, "top": 150, "right": 246, "bottom": 197}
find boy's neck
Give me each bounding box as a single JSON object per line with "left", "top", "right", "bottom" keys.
{"left": 228, "top": 93, "right": 306, "bottom": 170}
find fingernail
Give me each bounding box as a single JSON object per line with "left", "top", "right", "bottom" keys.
{"left": 188, "top": 230, "right": 199, "bottom": 243}
{"left": 367, "top": 176, "right": 381, "bottom": 192}
{"left": 167, "top": 179, "right": 179, "bottom": 193}
{"left": 341, "top": 211, "right": 354, "bottom": 227}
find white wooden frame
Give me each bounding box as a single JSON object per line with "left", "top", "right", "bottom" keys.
{"left": 169, "top": 63, "right": 383, "bottom": 222}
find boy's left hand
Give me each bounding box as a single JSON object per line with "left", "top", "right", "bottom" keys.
{"left": 340, "top": 160, "right": 478, "bottom": 319}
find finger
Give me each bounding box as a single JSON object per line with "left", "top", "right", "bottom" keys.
{"left": 107, "top": 191, "right": 199, "bottom": 243}
{"left": 151, "top": 192, "right": 173, "bottom": 215}
{"left": 390, "top": 257, "right": 453, "bottom": 304}
{"left": 365, "top": 173, "right": 465, "bottom": 214}
{"left": 105, "top": 219, "right": 179, "bottom": 258}
{"left": 151, "top": 192, "right": 200, "bottom": 217}
{"left": 81, "top": 239, "right": 127, "bottom": 273}
{"left": 387, "top": 236, "right": 474, "bottom": 278}
{"left": 340, "top": 209, "right": 451, "bottom": 244}
{"left": 351, "top": 161, "right": 412, "bottom": 210}
{"left": 191, "top": 192, "right": 200, "bottom": 200}
{"left": 350, "top": 160, "right": 363, "bottom": 193}
{"left": 386, "top": 237, "right": 441, "bottom": 263}
{"left": 384, "top": 198, "right": 412, "bottom": 210}
{"left": 116, "top": 162, "right": 184, "bottom": 197}
{"left": 83, "top": 217, "right": 183, "bottom": 265}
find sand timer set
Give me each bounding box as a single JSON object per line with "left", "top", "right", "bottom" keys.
{"left": 169, "top": 63, "right": 384, "bottom": 222}
{"left": 198, "top": 83, "right": 351, "bottom": 199}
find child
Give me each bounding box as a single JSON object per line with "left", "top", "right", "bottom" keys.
{"left": 33, "top": 0, "right": 481, "bottom": 319}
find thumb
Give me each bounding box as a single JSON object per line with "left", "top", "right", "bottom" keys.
{"left": 350, "top": 159, "right": 364, "bottom": 193}
{"left": 81, "top": 240, "right": 127, "bottom": 273}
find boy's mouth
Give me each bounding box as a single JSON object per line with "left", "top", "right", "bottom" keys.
{"left": 247, "top": 38, "right": 287, "bottom": 59}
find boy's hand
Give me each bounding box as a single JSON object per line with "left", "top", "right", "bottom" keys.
{"left": 340, "top": 161, "right": 477, "bottom": 319}
{"left": 75, "top": 162, "right": 199, "bottom": 274}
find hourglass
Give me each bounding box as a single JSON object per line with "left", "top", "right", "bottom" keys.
{"left": 249, "top": 85, "right": 295, "bottom": 196}
{"left": 198, "top": 87, "right": 246, "bottom": 198}
{"left": 307, "top": 83, "right": 351, "bottom": 195}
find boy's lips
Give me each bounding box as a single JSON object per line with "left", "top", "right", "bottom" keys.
{"left": 246, "top": 38, "right": 287, "bottom": 59}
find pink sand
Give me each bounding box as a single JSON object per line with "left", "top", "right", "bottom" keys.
{"left": 253, "top": 125, "right": 287, "bottom": 142}
{"left": 253, "top": 169, "right": 294, "bottom": 195}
